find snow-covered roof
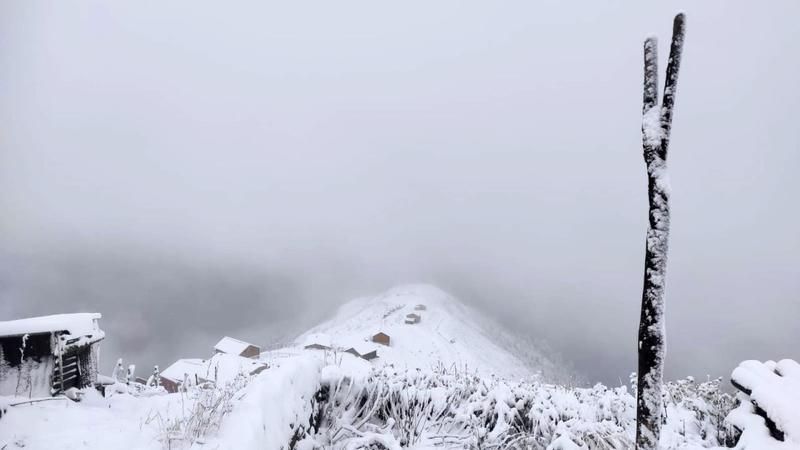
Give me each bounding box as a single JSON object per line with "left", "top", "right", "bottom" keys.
{"left": 304, "top": 333, "right": 331, "bottom": 348}
{"left": 0, "top": 313, "right": 103, "bottom": 338}
{"left": 345, "top": 342, "right": 379, "bottom": 356}
{"left": 161, "top": 358, "right": 208, "bottom": 382}
{"left": 161, "top": 354, "right": 267, "bottom": 384}
{"left": 214, "top": 336, "right": 257, "bottom": 355}
{"left": 208, "top": 353, "right": 267, "bottom": 384}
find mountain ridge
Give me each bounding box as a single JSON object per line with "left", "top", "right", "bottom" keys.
{"left": 294, "top": 284, "right": 572, "bottom": 383}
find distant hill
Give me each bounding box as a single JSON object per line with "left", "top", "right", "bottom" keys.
{"left": 295, "top": 284, "right": 570, "bottom": 382}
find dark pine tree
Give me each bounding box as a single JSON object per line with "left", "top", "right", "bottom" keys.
{"left": 636, "top": 13, "right": 687, "bottom": 450}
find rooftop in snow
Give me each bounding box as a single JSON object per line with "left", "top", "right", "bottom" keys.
{"left": 0, "top": 313, "right": 103, "bottom": 338}
{"left": 214, "top": 336, "right": 255, "bottom": 355}
{"left": 303, "top": 333, "right": 332, "bottom": 348}
{"left": 161, "top": 358, "right": 207, "bottom": 382}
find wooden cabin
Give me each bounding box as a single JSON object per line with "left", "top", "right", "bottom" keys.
{"left": 160, "top": 353, "right": 268, "bottom": 393}
{"left": 371, "top": 332, "right": 391, "bottom": 346}
{"left": 0, "top": 313, "right": 104, "bottom": 397}
{"left": 214, "top": 336, "right": 261, "bottom": 359}
{"left": 160, "top": 358, "right": 208, "bottom": 393}
{"left": 405, "top": 313, "right": 421, "bottom": 324}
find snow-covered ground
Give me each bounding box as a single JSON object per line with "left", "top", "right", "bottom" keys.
{"left": 293, "top": 284, "right": 566, "bottom": 382}
{"left": 0, "top": 285, "right": 793, "bottom": 449}
{"left": 0, "top": 355, "right": 321, "bottom": 449}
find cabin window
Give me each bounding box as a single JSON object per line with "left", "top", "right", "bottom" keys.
{"left": 0, "top": 333, "right": 52, "bottom": 367}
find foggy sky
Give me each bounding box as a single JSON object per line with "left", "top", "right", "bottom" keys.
{"left": 1, "top": 1, "right": 798, "bottom": 385}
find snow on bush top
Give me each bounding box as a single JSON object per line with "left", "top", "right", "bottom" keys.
{"left": 730, "top": 359, "right": 800, "bottom": 446}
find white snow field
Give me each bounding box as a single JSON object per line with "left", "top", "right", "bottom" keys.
{"left": 0, "top": 285, "right": 791, "bottom": 449}
{"left": 293, "top": 284, "right": 565, "bottom": 383}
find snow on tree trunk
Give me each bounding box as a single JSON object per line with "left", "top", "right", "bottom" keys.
{"left": 113, "top": 358, "right": 125, "bottom": 383}
{"left": 147, "top": 365, "right": 161, "bottom": 388}
{"left": 636, "top": 13, "right": 686, "bottom": 450}
{"left": 127, "top": 364, "right": 135, "bottom": 385}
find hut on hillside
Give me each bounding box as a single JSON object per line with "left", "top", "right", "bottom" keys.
{"left": 160, "top": 353, "right": 268, "bottom": 393}
{"left": 405, "top": 313, "right": 421, "bottom": 324}
{"left": 0, "top": 313, "right": 105, "bottom": 397}
{"left": 303, "top": 333, "right": 332, "bottom": 350}
{"left": 214, "top": 336, "right": 261, "bottom": 359}
{"left": 160, "top": 358, "right": 208, "bottom": 393}
{"left": 344, "top": 342, "right": 379, "bottom": 361}
{"left": 371, "top": 332, "right": 391, "bottom": 346}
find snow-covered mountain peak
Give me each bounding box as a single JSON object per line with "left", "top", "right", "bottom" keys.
{"left": 295, "top": 284, "right": 557, "bottom": 381}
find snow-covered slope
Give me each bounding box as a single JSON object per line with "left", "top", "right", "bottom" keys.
{"left": 294, "top": 284, "right": 557, "bottom": 381}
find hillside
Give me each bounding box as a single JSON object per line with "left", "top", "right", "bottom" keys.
{"left": 294, "top": 284, "right": 568, "bottom": 383}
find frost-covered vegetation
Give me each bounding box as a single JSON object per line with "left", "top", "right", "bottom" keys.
{"left": 302, "top": 365, "right": 738, "bottom": 449}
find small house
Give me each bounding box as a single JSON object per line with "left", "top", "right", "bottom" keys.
{"left": 343, "top": 342, "right": 379, "bottom": 361}
{"left": 160, "top": 358, "right": 209, "bottom": 393}
{"left": 405, "top": 313, "right": 421, "bottom": 324}
{"left": 160, "top": 353, "right": 268, "bottom": 393}
{"left": 303, "top": 333, "right": 332, "bottom": 350}
{"left": 214, "top": 336, "right": 261, "bottom": 359}
{"left": 414, "top": 304, "right": 427, "bottom": 311}
{"left": 0, "top": 313, "right": 104, "bottom": 397}
{"left": 371, "top": 332, "right": 391, "bottom": 346}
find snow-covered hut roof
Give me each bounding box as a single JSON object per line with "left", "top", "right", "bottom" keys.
{"left": 303, "top": 333, "right": 331, "bottom": 349}
{"left": 208, "top": 353, "right": 267, "bottom": 384}
{"left": 161, "top": 355, "right": 267, "bottom": 385}
{"left": 0, "top": 313, "right": 103, "bottom": 339}
{"left": 214, "top": 336, "right": 257, "bottom": 355}
{"left": 161, "top": 358, "right": 208, "bottom": 382}
{"left": 345, "top": 342, "right": 379, "bottom": 357}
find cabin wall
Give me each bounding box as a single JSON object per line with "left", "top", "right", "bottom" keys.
{"left": 161, "top": 377, "right": 180, "bottom": 393}
{"left": 242, "top": 345, "right": 261, "bottom": 359}
{"left": 372, "top": 334, "right": 390, "bottom": 346}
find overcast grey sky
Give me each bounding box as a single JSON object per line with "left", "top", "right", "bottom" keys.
{"left": 1, "top": 1, "right": 798, "bottom": 385}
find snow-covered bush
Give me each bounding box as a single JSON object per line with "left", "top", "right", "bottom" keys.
{"left": 147, "top": 373, "right": 248, "bottom": 448}
{"left": 311, "top": 366, "right": 737, "bottom": 449}
{"left": 663, "top": 376, "right": 738, "bottom": 447}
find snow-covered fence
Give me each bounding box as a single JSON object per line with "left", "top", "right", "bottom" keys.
{"left": 727, "top": 359, "right": 800, "bottom": 448}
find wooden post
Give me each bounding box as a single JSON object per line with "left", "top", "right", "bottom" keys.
{"left": 636, "top": 13, "right": 687, "bottom": 450}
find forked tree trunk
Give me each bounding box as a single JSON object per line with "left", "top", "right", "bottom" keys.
{"left": 636, "top": 13, "right": 686, "bottom": 450}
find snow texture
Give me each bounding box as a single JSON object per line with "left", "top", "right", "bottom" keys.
{"left": 642, "top": 105, "right": 664, "bottom": 149}
{"left": 729, "top": 359, "right": 800, "bottom": 447}
{"left": 209, "top": 356, "right": 322, "bottom": 449}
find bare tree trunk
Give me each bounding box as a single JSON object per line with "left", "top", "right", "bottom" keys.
{"left": 636, "top": 13, "right": 686, "bottom": 450}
